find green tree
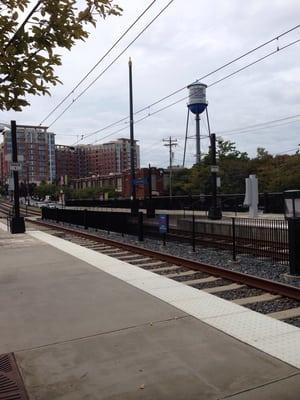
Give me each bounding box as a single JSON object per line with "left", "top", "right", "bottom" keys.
{"left": 217, "top": 138, "right": 249, "bottom": 161}
{"left": 0, "top": 0, "right": 121, "bottom": 111}
{"left": 256, "top": 147, "right": 272, "bottom": 160}
{"left": 34, "top": 182, "right": 59, "bottom": 199}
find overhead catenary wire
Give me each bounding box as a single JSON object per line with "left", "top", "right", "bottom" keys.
{"left": 77, "top": 24, "right": 300, "bottom": 144}
{"left": 219, "top": 118, "right": 300, "bottom": 138}
{"left": 46, "top": 0, "right": 175, "bottom": 129}
{"left": 39, "top": 0, "right": 158, "bottom": 126}
{"left": 88, "top": 36, "right": 300, "bottom": 146}
{"left": 2, "top": 0, "right": 42, "bottom": 53}
{"left": 217, "top": 113, "right": 300, "bottom": 135}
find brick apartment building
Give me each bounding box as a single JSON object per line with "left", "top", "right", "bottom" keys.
{"left": 55, "top": 145, "right": 78, "bottom": 185}
{"left": 0, "top": 124, "right": 55, "bottom": 185}
{"left": 55, "top": 138, "right": 140, "bottom": 183}
{"left": 0, "top": 128, "right": 141, "bottom": 193}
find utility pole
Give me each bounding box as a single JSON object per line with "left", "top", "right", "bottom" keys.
{"left": 128, "top": 57, "right": 137, "bottom": 214}
{"left": 10, "top": 120, "right": 25, "bottom": 233}
{"left": 163, "top": 137, "right": 177, "bottom": 199}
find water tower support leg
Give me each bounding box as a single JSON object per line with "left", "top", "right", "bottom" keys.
{"left": 195, "top": 113, "right": 200, "bottom": 164}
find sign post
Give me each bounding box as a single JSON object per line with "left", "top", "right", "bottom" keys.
{"left": 159, "top": 214, "right": 168, "bottom": 246}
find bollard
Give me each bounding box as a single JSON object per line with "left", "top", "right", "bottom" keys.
{"left": 288, "top": 218, "right": 300, "bottom": 275}
{"left": 138, "top": 212, "right": 144, "bottom": 242}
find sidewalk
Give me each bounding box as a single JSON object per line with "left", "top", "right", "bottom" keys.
{"left": 0, "top": 223, "right": 299, "bottom": 399}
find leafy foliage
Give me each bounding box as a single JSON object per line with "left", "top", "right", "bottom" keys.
{"left": 0, "top": 0, "right": 122, "bottom": 110}
{"left": 172, "top": 140, "right": 300, "bottom": 195}
{"left": 31, "top": 182, "right": 116, "bottom": 200}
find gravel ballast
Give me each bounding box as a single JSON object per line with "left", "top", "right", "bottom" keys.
{"left": 215, "top": 286, "right": 265, "bottom": 301}
{"left": 245, "top": 298, "right": 300, "bottom": 314}
{"left": 44, "top": 220, "right": 300, "bottom": 288}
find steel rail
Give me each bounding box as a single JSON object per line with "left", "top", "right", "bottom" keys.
{"left": 28, "top": 218, "right": 300, "bottom": 301}
{"left": 0, "top": 201, "right": 41, "bottom": 216}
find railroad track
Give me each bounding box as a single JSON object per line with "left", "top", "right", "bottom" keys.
{"left": 0, "top": 201, "right": 41, "bottom": 218}
{"left": 36, "top": 205, "right": 289, "bottom": 263}
{"left": 4, "top": 215, "right": 299, "bottom": 329}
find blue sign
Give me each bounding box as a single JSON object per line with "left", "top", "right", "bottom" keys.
{"left": 132, "top": 178, "right": 148, "bottom": 186}
{"left": 159, "top": 214, "right": 167, "bottom": 234}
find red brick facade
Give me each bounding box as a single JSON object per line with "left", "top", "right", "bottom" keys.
{"left": 71, "top": 168, "right": 167, "bottom": 199}
{"left": 55, "top": 138, "right": 140, "bottom": 183}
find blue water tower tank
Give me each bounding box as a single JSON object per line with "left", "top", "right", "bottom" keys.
{"left": 187, "top": 83, "right": 208, "bottom": 114}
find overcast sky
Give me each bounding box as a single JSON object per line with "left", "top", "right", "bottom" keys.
{"left": 1, "top": 0, "right": 300, "bottom": 167}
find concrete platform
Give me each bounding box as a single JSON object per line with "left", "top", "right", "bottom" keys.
{"left": 63, "top": 205, "right": 285, "bottom": 220}
{"left": 0, "top": 222, "right": 299, "bottom": 399}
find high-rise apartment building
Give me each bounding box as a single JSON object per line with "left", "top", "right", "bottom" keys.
{"left": 0, "top": 124, "right": 55, "bottom": 184}
{"left": 55, "top": 138, "right": 140, "bottom": 181}
{"left": 87, "top": 138, "right": 140, "bottom": 176}
{"left": 55, "top": 145, "right": 78, "bottom": 184}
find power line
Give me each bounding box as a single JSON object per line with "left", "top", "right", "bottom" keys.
{"left": 220, "top": 118, "right": 300, "bottom": 137}
{"left": 276, "top": 146, "right": 300, "bottom": 155}
{"left": 39, "top": 0, "right": 157, "bottom": 125}
{"left": 209, "top": 38, "right": 300, "bottom": 88}
{"left": 47, "top": 0, "right": 175, "bottom": 129}
{"left": 78, "top": 24, "right": 300, "bottom": 143}
{"left": 3, "top": 0, "right": 42, "bottom": 53}
{"left": 86, "top": 36, "right": 300, "bottom": 146}
{"left": 217, "top": 113, "right": 300, "bottom": 134}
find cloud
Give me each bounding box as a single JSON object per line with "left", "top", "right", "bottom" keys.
{"left": 2, "top": 0, "right": 300, "bottom": 167}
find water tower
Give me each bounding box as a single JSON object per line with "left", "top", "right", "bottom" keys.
{"left": 187, "top": 83, "right": 208, "bottom": 163}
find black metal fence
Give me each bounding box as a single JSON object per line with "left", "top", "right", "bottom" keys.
{"left": 42, "top": 207, "right": 289, "bottom": 266}
{"left": 65, "top": 192, "right": 284, "bottom": 214}
{"left": 42, "top": 207, "right": 141, "bottom": 236}
{"left": 231, "top": 217, "right": 288, "bottom": 264}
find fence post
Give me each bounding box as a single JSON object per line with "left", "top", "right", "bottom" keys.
{"left": 288, "top": 218, "right": 300, "bottom": 275}
{"left": 192, "top": 212, "right": 195, "bottom": 252}
{"left": 138, "top": 211, "right": 144, "bottom": 242}
{"left": 84, "top": 209, "right": 88, "bottom": 230}
{"left": 232, "top": 217, "right": 236, "bottom": 261}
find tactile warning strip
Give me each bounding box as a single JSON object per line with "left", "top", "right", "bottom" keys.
{"left": 0, "top": 353, "right": 29, "bottom": 400}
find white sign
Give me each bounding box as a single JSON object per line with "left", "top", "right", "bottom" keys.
{"left": 10, "top": 162, "right": 22, "bottom": 171}
{"left": 211, "top": 165, "right": 219, "bottom": 173}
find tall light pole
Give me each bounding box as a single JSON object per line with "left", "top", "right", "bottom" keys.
{"left": 128, "top": 57, "right": 137, "bottom": 214}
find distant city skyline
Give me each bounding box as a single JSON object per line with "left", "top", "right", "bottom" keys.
{"left": 1, "top": 0, "right": 299, "bottom": 168}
